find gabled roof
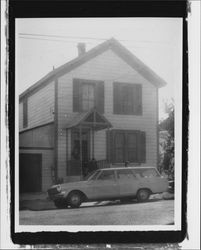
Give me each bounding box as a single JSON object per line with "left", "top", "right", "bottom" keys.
{"left": 64, "top": 108, "right": 112, "bottom": 131}
{"left": 19, "top": 38, "right": 167, "bottom": 101}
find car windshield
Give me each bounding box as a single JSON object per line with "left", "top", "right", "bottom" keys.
{"left": 84, "top": 170, "right": 100, "bottom": 181}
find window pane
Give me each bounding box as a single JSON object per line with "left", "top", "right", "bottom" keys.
{"left": 116, "top": 133, "right": 124, "bottom": 147}
{"left": 132, "top": 168, "right": 160, "bottom": 178}
{"left": 115, "top": 149, "right": 124, "bottom": 162}
{"left": 115, "top": 133, "right": 125, "bottom": 162}
{"left": 128, "top": 149, "right": 137, "bottom": 162}
{"left": 97, "top": 170, "right": 115, "bottom": 180}
{"left": 82, "top": 83, "right": 95, "bottom": 111}
{"left": 117, "top": 169, "right": 136, "bottom": 179}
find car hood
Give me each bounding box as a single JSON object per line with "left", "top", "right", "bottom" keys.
{"left": 60, "top": 180, "right": 88, "bottom": 189}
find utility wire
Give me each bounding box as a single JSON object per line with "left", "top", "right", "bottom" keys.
{"left": 19, "top": 32, "right": 170, "bottom": 44}
{"left": 19, "top": 36, "right": 96, "bottom": 45}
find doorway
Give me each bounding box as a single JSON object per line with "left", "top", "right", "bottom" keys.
{"left": 19, "top": 153, "right": 42, "bottom": 193}
{"left": 70, "top": 129, "right": 90, "bottom": 176}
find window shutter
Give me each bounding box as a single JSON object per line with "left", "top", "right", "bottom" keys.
{"left": 137, "top": 131, "right": 146, "bottom": 163}
{"left": 106, "top": 130, "right": 115, "bottom": 163}
{"left": 73, "top": 79, "right": 81, "bottom": 112}
{"left": 95, "top": 81, "right": 104, "bottom": 113}
{"left": 133, "top": 84, "right": 142, "bottom": 115}
{"left": 23, "top": 98, "right": 28, "bottom": 128}
{"left": 113, "top": 83, "right": 122, "bottom": 114}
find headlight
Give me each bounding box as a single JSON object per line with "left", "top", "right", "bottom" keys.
{"left": 56, "top": 185, "right": 62, "bottom": 192}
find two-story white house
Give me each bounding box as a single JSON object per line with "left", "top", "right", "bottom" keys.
{"left": 19, "top": 38, "right": 166, "bottom": 193}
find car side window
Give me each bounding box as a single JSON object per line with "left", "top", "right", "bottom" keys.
{"left": 117, "top": 169, "right": 136, "bottom": 180}
{"left": 132, "top": 168, "right": 160, "bottom": 178}
{"left": 97, "top": 170, "right": 115, "bottom": 181}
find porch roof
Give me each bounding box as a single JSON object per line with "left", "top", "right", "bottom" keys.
{"left": 64, "top": 108, "right": 112, "bottom": 131}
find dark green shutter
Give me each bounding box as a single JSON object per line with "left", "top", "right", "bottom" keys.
{"left": 106, "top": 130, "right": 115, "bottom": 163}
{"left": 137, "top": 131, "right": 146, "bottom": 163}
{"left": 95, "top": 81, "right": 104, "bottom": 113}
{"left": 73, "top": 79, "right": 81, "bottom": 112}
{"left": 23, "top": 98, "right": 28, "bottom": 128}
{"left": 133, "top": 84, "right": 142, "bottom": 115}
{"left": 113, "top": 82, "right": 122, "bottom": 114}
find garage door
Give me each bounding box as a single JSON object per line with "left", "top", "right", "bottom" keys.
{"left": 19, "top": 153, "right": 42, "bottom": 193}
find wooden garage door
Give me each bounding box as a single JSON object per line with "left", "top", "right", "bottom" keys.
{"left": 19, "top": 153, "right": 42, "bottom": 193}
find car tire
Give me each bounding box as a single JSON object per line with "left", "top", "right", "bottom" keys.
{"left": 137, "top": 189, "right": 150, "bottom": 202}
{"left": 68, "top": 191, "right": 82, "bottom": 208}
{"left": 54, "top": 198, "right": 68, "bottom": 209}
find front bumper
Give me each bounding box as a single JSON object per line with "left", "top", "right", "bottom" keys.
{"left": 48, "top": 191, "right": 66, "bottom": 201}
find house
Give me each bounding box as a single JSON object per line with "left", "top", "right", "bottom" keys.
{"left": 19, "top": 38, "right": 166, "bottom": 193}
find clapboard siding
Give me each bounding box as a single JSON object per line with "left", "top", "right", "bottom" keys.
{"left": 19, "top": 124, "right": 54, "bottom": 148}
{"left": 23, "top": 81, "right": 54, "bottom": 130}
{"left": 19, "top": 149, "right": 53, "bottom": 191}
{"left": 57, "top": 49, "right": 158, "bottom": 177}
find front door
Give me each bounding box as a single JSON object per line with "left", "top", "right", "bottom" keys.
{"left": 70, "top": 130, "right": 90, "bottom": 176}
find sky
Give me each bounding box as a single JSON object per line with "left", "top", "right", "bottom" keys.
{"left": 16, "top": 18, "right": 182, "bottom": 119}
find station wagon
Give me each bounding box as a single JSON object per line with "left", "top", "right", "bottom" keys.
{"left": 48, "top": 166, "right": 169, "bottom": 208}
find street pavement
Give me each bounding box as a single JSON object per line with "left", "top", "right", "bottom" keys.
{"left": 19, "top": 199, "right": 174, "bottom": 225}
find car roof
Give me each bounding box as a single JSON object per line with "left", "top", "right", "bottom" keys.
{"left": 99, "top": 166, "right": 157, "bottom": 171}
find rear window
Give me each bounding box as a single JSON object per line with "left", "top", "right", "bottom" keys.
{"left": 132, "top": 168, "right": 160, "bottom": 178}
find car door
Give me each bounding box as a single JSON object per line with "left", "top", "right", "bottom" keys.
{"left": 116, "top": 169, "right": 139, "bottom": 197}
{"left": 86, "top": 170, "right": 119, "bottom": 200}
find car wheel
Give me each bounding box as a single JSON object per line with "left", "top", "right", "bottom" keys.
{"left": 137, "top": 189, "right": 150, "bottom": 202}
{"left": 54, "top": 198, "right": 68, "bottom": 209}
{"left": 68, "top": 192, "right": 82, "bottom": 208}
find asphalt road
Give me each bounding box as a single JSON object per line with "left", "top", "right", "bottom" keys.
{"left": 19, "top": 199, "right": 174, "bottom": 225}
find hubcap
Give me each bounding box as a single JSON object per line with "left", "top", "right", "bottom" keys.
{"left": 71, "top": 195, "right": 80, "bottom": 204}
{"left": 140, "top": 191, "right": 148, "bottom": 200}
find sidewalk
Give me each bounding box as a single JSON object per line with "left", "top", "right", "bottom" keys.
{"left": 20, "top": 192, "right": 56, "bottom": 211}
{"left": 19, "top": 192, "right": 174, "bottom": 211}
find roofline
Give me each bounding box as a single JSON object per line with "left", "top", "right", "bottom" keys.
{"left": 19, "top": 38, "right": 167, "bottom": 102}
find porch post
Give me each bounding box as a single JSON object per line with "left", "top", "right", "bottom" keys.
{"left": 79, "top": 125, "right": 83, "bottom": 177}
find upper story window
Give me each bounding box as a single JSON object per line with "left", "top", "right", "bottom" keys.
{"left": 23, "top": 98, "right": 28, "bottom": 128}
{"left": 113, "top": 82, "right": 142, "bottom": 115}
{"left": 82, "top": 82, "right": 95, "bottom": 112}
{"left": 73, "top": 78, "right": 104, "bottom": 113}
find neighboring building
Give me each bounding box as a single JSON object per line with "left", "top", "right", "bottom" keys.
{"left": 19, "top": 38, "right": 166, "bottom": 193}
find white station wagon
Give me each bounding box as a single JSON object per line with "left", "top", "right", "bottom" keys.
{"left": 48, "top": 166, "right": 168, "bottom": 209}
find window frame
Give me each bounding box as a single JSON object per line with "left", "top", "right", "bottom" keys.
{"left": 113, "top": 81, "right": 142, "bottom": 115}
{"left": 73, "top": 78, "right": 104, "bottom": 113}
{"left": 108, "top": 129, "right": 146, "bottom": 164}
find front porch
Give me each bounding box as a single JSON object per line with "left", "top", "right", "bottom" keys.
{"left": 64, "top": 108, "right": 112, "bottom": 178}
